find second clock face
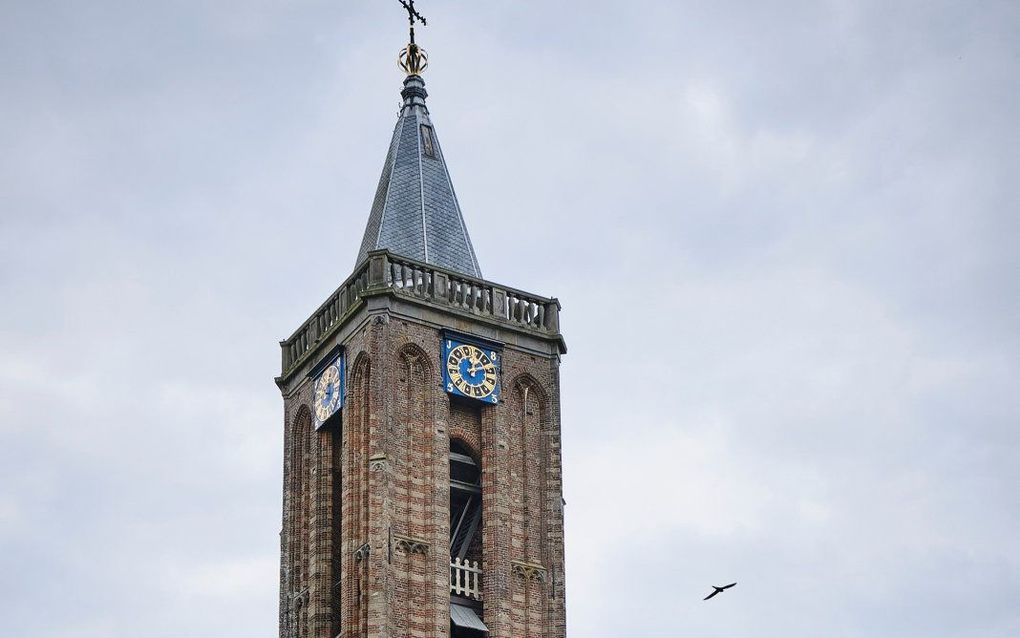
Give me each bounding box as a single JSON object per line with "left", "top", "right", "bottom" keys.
{"left": 314, "top": 363, "right": 342, "bottom": 426}
{"left": 445, "top": 342, "right": 499, "bottom": 403}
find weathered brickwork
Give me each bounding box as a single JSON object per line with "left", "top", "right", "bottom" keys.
{"left": 278, "top": 294, "right": 566, "bottom": 638}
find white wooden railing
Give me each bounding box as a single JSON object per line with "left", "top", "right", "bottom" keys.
{"left": 450, "top": 557, "right": 483, "bottom": 601}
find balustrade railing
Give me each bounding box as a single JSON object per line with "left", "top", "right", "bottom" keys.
{"left": 280, "top": 259, "right": 372, "bottom": 374}
{"left": 450, "top": 557, "right": 483, "bottom": 601}
{"left": 280, "top": 251, "right": 561, "bottom": 378}
{"left": 385, "top": 253, "right": 559, "bottom": 333}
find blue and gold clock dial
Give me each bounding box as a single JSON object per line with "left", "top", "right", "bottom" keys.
{"left": 313, "top": 363, "right": 342, "bottom": 426}
{"left": 445, "top": 341, "right": 499, "bottom": 403}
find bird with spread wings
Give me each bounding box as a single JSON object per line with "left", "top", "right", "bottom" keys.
{"left": 703, "top": 582, "right": 737, "bottom": 601}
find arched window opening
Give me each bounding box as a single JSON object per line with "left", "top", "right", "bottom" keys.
{"left": 450, "top": 440, "right": 480, "bottom": 486}
{"left": 288, "top": 408, "right": 312, "bottom": 638}
{"left": 449, "top": 439, "right": 486, "bottom": 635}
{"left": 449, "top": 440, "right": 481, "bottom": 563}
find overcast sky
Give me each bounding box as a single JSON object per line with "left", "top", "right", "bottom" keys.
{"left": 1, "top": 1, "right": 1018, "bottom": 636}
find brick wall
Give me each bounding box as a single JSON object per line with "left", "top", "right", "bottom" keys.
{"left": 280, "top": 307, "right": 566, "bottom": 638}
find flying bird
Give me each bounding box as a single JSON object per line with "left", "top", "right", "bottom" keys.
{"left": 703, "top": 582, "right": 737, "bottom": 601}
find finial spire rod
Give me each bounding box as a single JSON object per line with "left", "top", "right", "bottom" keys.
{"left": 399, "top": 0, "right": 427, "bottom": 45}
{"left": 396, "top": 0, "right": 429, "bottom": 76}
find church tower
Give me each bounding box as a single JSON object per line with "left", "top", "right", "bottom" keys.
{"left": 275, "top": 7, "right": 568, "bottom": 637}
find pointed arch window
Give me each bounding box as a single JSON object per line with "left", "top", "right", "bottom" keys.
{"left": 287, "top": 408, "right": 313, "bottom": 637}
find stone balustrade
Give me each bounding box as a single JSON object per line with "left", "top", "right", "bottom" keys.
{"left": 280, "top": 250, "right": 561, "bottom": 378}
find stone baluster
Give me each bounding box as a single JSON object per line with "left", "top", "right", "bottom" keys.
{"left": 492, "top": 288, "right": 507, "bottom": 319}
{"left": 367, "top": 251, "right": 388, "bottom": 290}
{"left": 433, "top": 270, "right": 448, "bottom": 302}
{"left": 544, "top": 298, "right": 561, "bottom": 332}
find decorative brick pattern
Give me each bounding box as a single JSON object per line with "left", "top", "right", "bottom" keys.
{"left": 279, "top": 294, "right": 566, "bottom": 638}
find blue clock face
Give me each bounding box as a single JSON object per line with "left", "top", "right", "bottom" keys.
{"left": 314, "top": 362, "right": 343, "bottom": 427}
{"left": 457, "top": 355, "right": 489, "bottom": 386}
{"left": 444, "top": 340, "right": 500, "bottom": 404}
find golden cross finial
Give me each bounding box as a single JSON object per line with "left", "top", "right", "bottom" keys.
{"left": 397, "top": 0, "right": 429, "bottom": 75}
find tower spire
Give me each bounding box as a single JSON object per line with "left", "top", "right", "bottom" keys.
{"left": 356, "top": 1, "right": 482, "bottom": 278}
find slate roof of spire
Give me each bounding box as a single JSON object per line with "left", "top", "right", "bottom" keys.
{"left": 356, "top": 75, "right": 482, "bottom": 278}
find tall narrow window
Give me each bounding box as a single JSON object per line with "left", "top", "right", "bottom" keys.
{"left": 288, "top": 408, "right": 312, "bottom": 637}
{"left": 449, "top": 441, "right": 481, "bottom": 562}
{"left": 450, "top": 440, "right": 487, "bottom": 636}
{"left": 420, "top": 124, "right": 436, "bottom": 158}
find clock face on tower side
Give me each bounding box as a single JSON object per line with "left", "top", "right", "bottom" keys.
{"left": 444, "top": 339, "right": 500, "bottom": 404}
{"left": 313, "top": 361, "right": 343, "bottom": 427}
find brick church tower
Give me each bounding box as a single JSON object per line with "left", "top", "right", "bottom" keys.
{"left": 274, "top": 10, "right": 568, "bottom": 638}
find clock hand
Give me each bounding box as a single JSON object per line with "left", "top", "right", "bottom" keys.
{"left": 467, "top": 353, "right": 481, "bottom": 374}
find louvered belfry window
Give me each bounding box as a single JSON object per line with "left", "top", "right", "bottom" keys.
{"left": 449, "top": 441, "right": 482, "bottom": 562}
